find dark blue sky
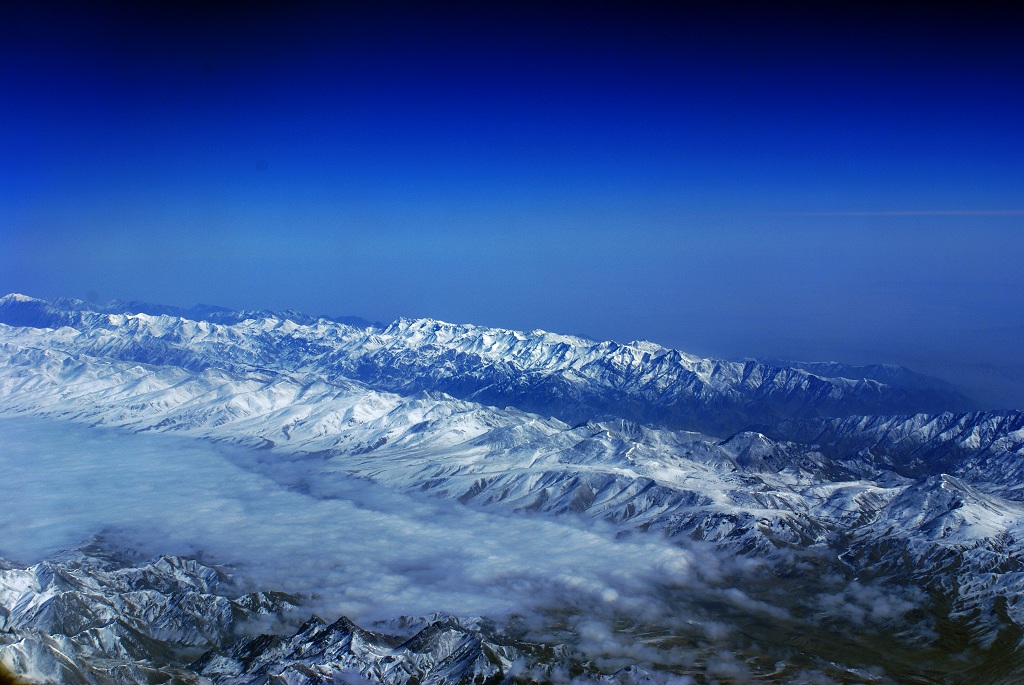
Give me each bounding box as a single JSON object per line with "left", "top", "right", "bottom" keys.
{"left": 2, "top": 2, "right": 1023, "bottom": 407}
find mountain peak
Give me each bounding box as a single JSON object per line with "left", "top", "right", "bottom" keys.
{"left": 0, "top": 293, "right": 42, "bottom": 303}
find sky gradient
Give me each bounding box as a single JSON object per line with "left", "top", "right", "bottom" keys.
{"left": 2, "top": 3, "right": 1023, "bottom": 407}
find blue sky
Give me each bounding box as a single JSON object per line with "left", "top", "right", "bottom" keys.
{"left": 2, "top": 3, "right": 1023, "bottom": 406}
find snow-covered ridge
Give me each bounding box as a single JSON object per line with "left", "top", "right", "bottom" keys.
{"left": 776, "top": 410, "right": 1024, "bottom": 493}
{"left": 0, "top": 294, "right": 976, "bottom": 436}
{"left": 0, "top": 293, "right": 39, "bottom": 303}
{"left": 0, "top": 335, "right": 860, "bottom": 553}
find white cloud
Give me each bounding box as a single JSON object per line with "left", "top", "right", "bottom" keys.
{"left": 0, "top": 415, "right": 699, "bottom": 623}
{"left": 784, "top": 209, "right": 1024, "bottom": 216}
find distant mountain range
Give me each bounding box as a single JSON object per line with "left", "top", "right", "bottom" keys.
{"left": 0, "top": 293, "right": 979, "bottom": 436}
{"left": 2, "top": 293, "right": 1022, "bottom": 684}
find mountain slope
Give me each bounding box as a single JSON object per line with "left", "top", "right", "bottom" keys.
{"left": 0, "top": 545, "right": 297, "bottom": 685}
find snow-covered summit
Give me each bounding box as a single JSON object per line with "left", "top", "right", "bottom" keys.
{"left": 0, "top": 293, "right": 41, "bottom": 303}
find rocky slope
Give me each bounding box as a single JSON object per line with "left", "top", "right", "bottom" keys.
{"left": 0, "top": 545, "right": 297, "bottom": 685}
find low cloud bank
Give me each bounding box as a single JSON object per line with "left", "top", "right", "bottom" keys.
{"left": 0, "top": 416, "right": 704, "bottom": 620}
{"left": 0, "top": 415, "right": 920, "bottom": 679}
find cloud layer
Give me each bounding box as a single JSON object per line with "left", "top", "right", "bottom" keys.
{"left": 0, "top": 415, "right": 926, "bottom": 680}
{"left": 0, "top": 416, "right": 704, "bottom": 621}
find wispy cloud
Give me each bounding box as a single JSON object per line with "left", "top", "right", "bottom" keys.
{"left": 783, "top": 209, "right": 1024, "bottom": 217}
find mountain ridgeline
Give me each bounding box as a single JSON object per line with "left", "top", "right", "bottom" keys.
{"left": 0, "top": 294, "right": 977, "bottom": 438}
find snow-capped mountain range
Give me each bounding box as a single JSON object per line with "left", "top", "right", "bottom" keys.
{"left": 1, "top": 293, "right": 1023, "bottom": 684}
{"left": 0, "top": 293, "right": 976, "bottom": 436}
